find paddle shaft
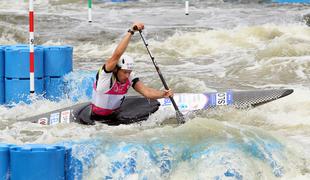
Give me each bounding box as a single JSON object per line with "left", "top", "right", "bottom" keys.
{"left": 138, "top": 30, "right": 185, "bottom": 124}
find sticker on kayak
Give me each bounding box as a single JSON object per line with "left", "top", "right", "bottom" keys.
{"left": 162, "top": 98, "right": 172, "bottom": 106}
{"left": 60, "top": 110, "right": 71, "bottom": 123}
{"left": 38, "top": 117, "right": 48, "bottom": 125}
{"left": 159, "top": 93, "right": 208, "bottom": 111}
{"left": 215, "top": 92, "right": 233, "bottom": 106}
{"left": 50, "top": 112, "right": 60, "bottom": 125}
{"left": 216, "top": 92, "right": 227, "bottom": 105}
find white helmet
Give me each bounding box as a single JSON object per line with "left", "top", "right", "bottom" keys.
{"left": 117, "top": 55, "right": 134, "bottom": 70}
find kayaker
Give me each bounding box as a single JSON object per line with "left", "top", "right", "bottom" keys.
{"left": 91, "top": 22, "right": 173, "bottom": 120}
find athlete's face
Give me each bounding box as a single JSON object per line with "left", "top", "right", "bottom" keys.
{"left": 117, "top": 69, "right": 132, "bottom": 83}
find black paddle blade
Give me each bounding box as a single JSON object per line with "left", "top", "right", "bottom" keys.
{"left": 176, "top": 111, "right": 186, "bottom": 124}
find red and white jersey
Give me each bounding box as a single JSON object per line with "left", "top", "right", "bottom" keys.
{"left": 91, "top": 66, "right": 138, "bottom": 116}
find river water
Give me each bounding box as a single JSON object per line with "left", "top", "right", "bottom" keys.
{"left": 0, "top": 0, "right": 310, "bottom": 179}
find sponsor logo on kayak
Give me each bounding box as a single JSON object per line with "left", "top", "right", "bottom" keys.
{"left": 216, "top": 92, "right": 227, "bottom": 105}
{"left": 162, "top": 98, "right": 172, "bottom": 106}
{"left": 179, "top": 103, "right": 188, "bottom": 110}
{"left": 38, "top": 118, "right": 48, "bottom": 125}
{"left": 60, "top": 110, "right": 71, "bottom": 123}
{"left": 50, "top": 112, "right": 60, "bottom": 125}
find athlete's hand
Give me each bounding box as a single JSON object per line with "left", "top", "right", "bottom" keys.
{"left": 132, "top": 22, "right": 144, "bottom": 31}
{"left": 162, "top": 89, "right": 173, "bottom": 98}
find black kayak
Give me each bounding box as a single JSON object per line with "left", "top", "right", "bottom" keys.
{"left": 21, "top": 89, "right": 293, "bottom": 126}
{"left": 75, "top": 96, "right": 160, "bottom": 125}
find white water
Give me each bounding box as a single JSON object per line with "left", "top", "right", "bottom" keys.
{"left": 0, "top": 0, "right": 310, "bottom": 179}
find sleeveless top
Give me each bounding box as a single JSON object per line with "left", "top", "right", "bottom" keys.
{"left": 91, "top": 65, "right": 139, "bottom": 116}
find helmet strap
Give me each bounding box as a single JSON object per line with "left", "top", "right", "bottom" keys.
{"left": 114, "top": 67, "right": 121, "bottom": 82}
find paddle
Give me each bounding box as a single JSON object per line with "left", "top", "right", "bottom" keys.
{"left": 137, "top": 29, "right": 185, "bottom": 124}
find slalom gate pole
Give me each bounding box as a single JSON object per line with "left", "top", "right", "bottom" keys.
{"left": 185, "top": 1, "right": 189, "bottom": 15}
{"left": 88, "top": 0, "right": 92, "bottom": 22}
{"left": 29, "top": 0, "right": 35, "bottom": 94}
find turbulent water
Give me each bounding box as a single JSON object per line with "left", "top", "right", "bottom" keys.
{"left": 0, "top": 0, "right": 310, "bottom": 179}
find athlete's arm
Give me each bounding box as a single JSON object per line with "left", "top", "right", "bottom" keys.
{"left": 105, "top": 22, "right": 144, "bottom": 72}
{"left": 133, "top": 81, "right": 173, "bottom": 99}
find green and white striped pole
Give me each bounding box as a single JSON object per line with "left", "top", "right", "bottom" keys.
{"left": 88, "top": 0, "right": 92, "bottom": 22}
